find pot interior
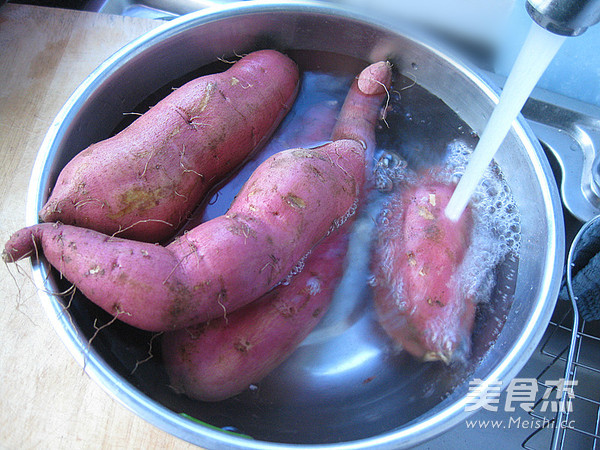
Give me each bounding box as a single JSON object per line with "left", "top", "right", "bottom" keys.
{"left": 32, "top": 3, "right": 564, "bottom": 448}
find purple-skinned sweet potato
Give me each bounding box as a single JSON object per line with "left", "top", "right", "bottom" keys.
{"left": 162, "top": 225, "right": 350, "bottom": 401}
{"left": 371, "top": 176, "right": 475, "bottom": 363}
{"left": 39, "top": 50, "right": 300, "bottom": 243}
{"left": 3, "top": 61, "right": 392, "bottom": 332}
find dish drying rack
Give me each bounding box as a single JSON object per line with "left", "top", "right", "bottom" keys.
{"left": 522, "top": 297, "right": 600, "bottom": 449}
{"left": 506, "top": 65, "right": 600, "bottom": 449}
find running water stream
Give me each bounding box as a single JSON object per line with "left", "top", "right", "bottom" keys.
{"left": 444, "top": 22, "right": 567, "bottom": 221}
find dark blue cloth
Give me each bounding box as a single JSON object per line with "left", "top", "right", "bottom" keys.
{"left": 559, "top": 218, "right": 600, "bottom": 321}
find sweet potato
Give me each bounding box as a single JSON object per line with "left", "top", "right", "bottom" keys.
{"left": 39, "top": 50, "right": 300, "bottom": 242}
{"left": 3, "top": 61, "right": 392, "bottom": 332}
{"left": 162, "top": 226, "right": 350, "bottom": 401}
{"left": 371, "top": 176, "right": 475, "bottom": 363}
{"left": 186, "top": 78, "right": 343, "bottom": 225}
{"left": 160, "top": 84, "right": 357, "bottom": 401}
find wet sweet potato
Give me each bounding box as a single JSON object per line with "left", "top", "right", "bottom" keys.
{"left": 159, "top": 75, "right": 375, "bottom": 401}
{"left": 3, "top": 61, "right": 392, "bottom": 332}
{"left": 371, "top": 177, "right": 475, "bottom": 363}
{"left": 39, "top": 50, "right": 299, "bottom": 242}
{"left": 162, "top": 226, "right": 350, "bottom": 401}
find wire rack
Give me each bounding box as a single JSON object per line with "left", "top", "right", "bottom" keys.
{"left": 521, "top": 297, "right": 600, "bottom": 449}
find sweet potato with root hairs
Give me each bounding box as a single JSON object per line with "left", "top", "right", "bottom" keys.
{"left": 3, "top": 61, "right": 392, "bottom": 332}
{"left": 162, "top": 226, "right": 350, "bottom": 401}
{"left": 161, "top": 86, "right": 360, "bottom": 401}
{"left": 371, "top": 176, "right": 475, "bottom": 364}
{"left": 39, "top": 50, "right": 299, "bottom": 242}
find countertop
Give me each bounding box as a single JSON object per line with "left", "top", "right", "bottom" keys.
{"left": 0, "top": 3, "right": 196, "bottom": 448}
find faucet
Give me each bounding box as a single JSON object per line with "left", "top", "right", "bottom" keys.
{"left": 526, "top": 0, "right": 600, "bottom": 36}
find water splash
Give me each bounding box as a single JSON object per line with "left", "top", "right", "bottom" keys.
{"left": 445, "top": 23, "right": 567, "bottom": 221}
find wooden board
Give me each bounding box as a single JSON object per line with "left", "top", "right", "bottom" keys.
{"left": 0, "top": 4, "right": 198, "bottom": 448}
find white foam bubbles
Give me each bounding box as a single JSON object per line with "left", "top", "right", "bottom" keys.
{"left": 372, "top": 140, "right": 521, "bottom": 306}
{"left": 444, "top": 140, "right": 521, "bottom": 303}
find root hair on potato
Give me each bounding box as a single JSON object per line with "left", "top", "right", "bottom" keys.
{"left": 217, "top": 51, "right": 249, "bottom": 65}
{"left": 5, "top": 246, "right": 34, "bottom": 263}
{"left": 240, "top": 222, "right": 252, "bottom": 244}
{"left": 392, "top": 71, "right": 417, "bottom": 103}
{"left": 55, "top": 283, "right": 77, "bottom": 305}
{"left": 217, "top": 291, "right": 229, "bottom": 325}
{"left": 4, "top": 252, "right": 80, "bottom": 330}
{"left": 370, "top": 79, "right": 391, "bottom": 128}
{"left": 173, "top": 189, "right": 188, "bottom": 200}
{"left": 82, "top": 307, "right": 131, "bottom": 371}
{"left": 163, "top": 240, "right": 198, "bottom": 285}
{"left": 332, "top": 146, "right": 350, "bottom": 178}
{"left": 181, "top": 164, "right": 204, "bottom": 180}
{"left": 184, "top": 236, "right": 203, "bottom": 269}
{"left": 140, "top": 149, "right": 157, "bottom": 179}
{"left": 237, "top": 78, "right": 254, "bottom": 90}
{"left": 110, "top": 219, "right": 174, "bottom": 239}
{"left": 40, "top": 202, "right": 62, "bottom": 216}
{"left": 4, "top": 259, "right": 38, "bottom": 326}
{"left": 88, "top": 307, "right": 131, "bottom": 348}
{"left": 56, "top": 284, "right": 79, "bottom": 333}
{"left": 259, "top": 261, "right": 274, "bottom": 273}
{"left": 179, "top": 145, "right": 205, "bottom": 179}
{"left": 400, "top": 71, "right": 417, "bottom": 91}
{"left": 32, "top": 232, "right": 40, "bottom": 262}
{"left": 18, "top": 259, "right": 76, "bottom": 298}
{"left": 217, "top": 55, "right": 238, "bottom": 65}
{"left": 187, "top": 116, "right": 208, "bottom": 131}
{"left": 56, "top": 285, "right": 79, "bottom": 335}
{"left": 259, "top": 254, "right": 281, "bottom": 284}
{"left": 131, "top": 331, "right": 163, "bottom": 375}
{"left": 74, "top": 198, "right": 106, "bottom": 210}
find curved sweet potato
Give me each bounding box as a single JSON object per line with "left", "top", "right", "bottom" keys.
{"left": 3, "top": 61, "right": 392, "bottom": 332}
{"left": 162, "top": 226, "right": 350, "bottom": 401}
{"left": 159, "top": 75, "right": 373, "bottom": 401}
{"left": 39, "top": 50, "right": 300, "bottom": 242}
{"left": 371, "top": 176, "right": 475, "bottom": 363}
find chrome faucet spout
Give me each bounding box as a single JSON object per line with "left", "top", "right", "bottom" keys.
{"left": 527, "top": 0, "right": 600, "bottom": 36}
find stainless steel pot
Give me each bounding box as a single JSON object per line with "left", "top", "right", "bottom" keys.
{"left": 28, "top": 1, "right": 565, "bottom": 448}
